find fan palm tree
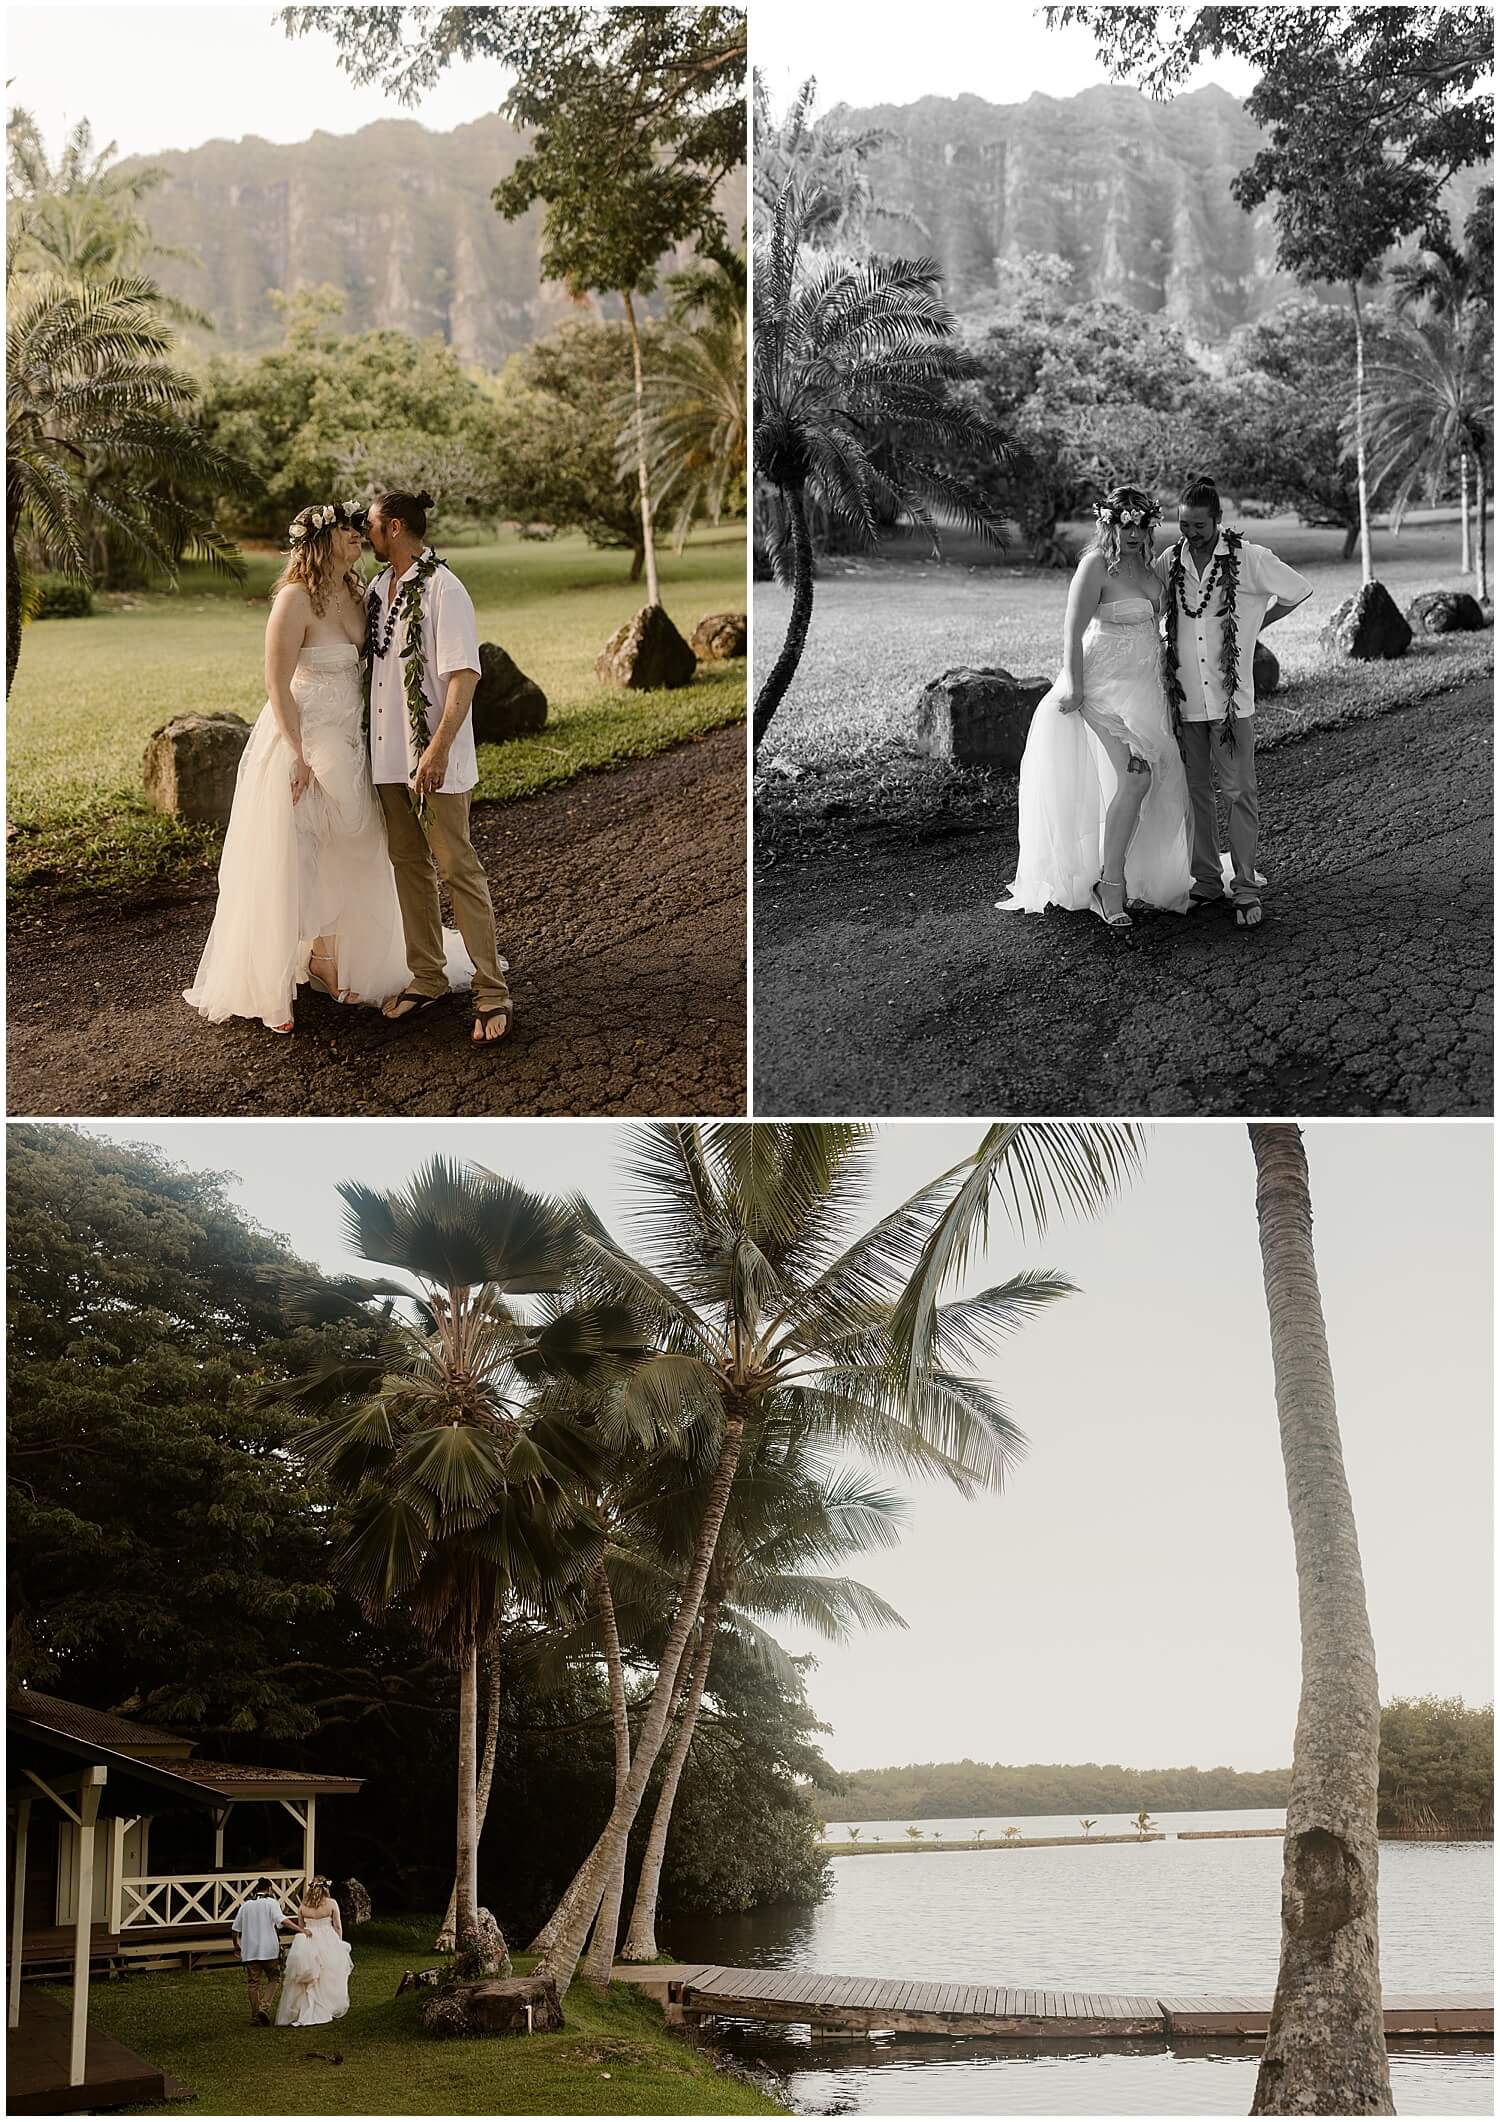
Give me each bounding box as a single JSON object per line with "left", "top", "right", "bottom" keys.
{"left": 270, "top": 1157, "right": 647, "bottom": 1972}
{"left": 752, "top": 179, "right": 1008, "bottom": 754}
{"left": 1359, "top": 307, "right": 1491, "bottom": 601}
{"left": 613, "top": 1435, "right": 908, "bottom": 1965}
{"left": 1248, "top": 1125, "right": 1392, "bottom": 2115}
{"left": 532, "top": 1120, "right": 1121, "bottom": 1993}
{"left": 5, "top": 250, "right": 243, "bottom": 693}
{"left": 619, "top": 250, "right": 745, "bottom": 551}
{"left": 1388, "top": 193, "right": 1492, "bottom": 578}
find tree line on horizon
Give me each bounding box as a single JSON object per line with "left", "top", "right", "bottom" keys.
{"left": 810, "top": 1758, "right": 1293, "bottom": 1821}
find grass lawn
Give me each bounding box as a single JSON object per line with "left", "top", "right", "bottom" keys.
{"left": 7, "top": 526, "right": 746, "bottom": 897}
{"left": 755, "top": 510, "right": 1492, "bottom": 813}
{"left": 53, "top": 1921, "right": 785, "bottom": 2116}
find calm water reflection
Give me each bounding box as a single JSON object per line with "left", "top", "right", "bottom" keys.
{"left": 665, "top": 1811, "right": 1493, "bottom": 2116}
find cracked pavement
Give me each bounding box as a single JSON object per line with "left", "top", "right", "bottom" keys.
{"left": 9, "top": 726, "right": 747, "bottom": 1118}
{"left": 754, "top": 684, "right": 1492, "bottom": 1117}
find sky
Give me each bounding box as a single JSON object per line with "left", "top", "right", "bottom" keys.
{"left": 71, "top": 1117, "right": 1493, "bottom": 1777}
{"left": 5, "top": 1, "right": 1260, "bottom": 164}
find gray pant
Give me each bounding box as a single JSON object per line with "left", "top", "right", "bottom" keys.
{"left": 1179, "top": 716, "right": 1260, "bottom": 906}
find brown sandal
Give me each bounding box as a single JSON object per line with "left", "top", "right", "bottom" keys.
{"left": 472, "top": 999, "right": 514, "bottom": 1045}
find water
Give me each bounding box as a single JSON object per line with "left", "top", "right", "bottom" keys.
{"left": 664, "top": 1811, "right": 1493, "bottom": 2115}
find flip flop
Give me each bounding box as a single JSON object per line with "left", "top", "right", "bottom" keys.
{"left": 384, "top": 989, "right": 447, "bottom": 1025}
{"left": 472, "top": 999, "right": 514, "bottom": 1045}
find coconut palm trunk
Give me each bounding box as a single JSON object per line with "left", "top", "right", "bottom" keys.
{"left": 436, "top": 1632, "right": 503, "bottom": 1952}
{"left": 1349, "top": 282, "right": 1374, "bottom": 587}
{"left": 6, "top": 483, "right": 22, "bottom": 698}
{"left": 752, "top": 482, "right": 813, "bottom": 754}
{"left": 1247, "top": 1124, "right": 1393, "bottom": 2117}
{"left": 1475, "top": 450, "right": 1488, "bottom": 604}
{"left": 1459, "top": 448, "right": 1472, "bottom": 577}
{"left": 581, "top": 1566, "right": 635, "bottom": 1988}
{"left": 620, "top": 1593, "right": 721, "bottom": 1961}
{"left": 540, "top": 1414, "right": 746, "bottom": 1993}
{"left": 453, "top": 1630, "right": 481, "bottom": 1950}
{"left": 620, "top": 289, "right": 661, "bottom": 607}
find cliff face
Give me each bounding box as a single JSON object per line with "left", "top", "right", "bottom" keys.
{"left": 126, "top": 112, "right": 746, "bottom": 368}
{"left": 833, "top": 84, "right": 1488, "bottom": 343}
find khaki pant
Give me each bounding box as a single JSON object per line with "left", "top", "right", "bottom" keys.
{"left": 1179, "top": 715, "right": 1260, "bottom": 907}
{"left": 378, "top": 786, "right": 510, "bottom": 1013}
{"left": 244, "top": 1957, "right": 281, "bottom": 2022}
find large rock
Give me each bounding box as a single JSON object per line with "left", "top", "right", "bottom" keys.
{"left": 421, "top": 1974, "right": 564, "bottom": 2041}
{"left": 1252, "top": 639, "right": 1280, "bottom": 697}
{"left": 595, "top": 603, "right": 697, "bottom": 691}
{"left": 691, "top": 611, "right": 747, "bottom": 662}
{"left": 1319, "top": 581, "right": 1412, "bottom": 660}
{"left": 1406, "top": 588, "right": 1486, "bottom": 635}
{"left": 914, "top": 666, "right": 1050, "bottom": 771}
{"left": 471, "top": 642, "right": 547, "bottom": 744}
{"left": 338, "top": 1878, "right": 372, "bottom": 1926}
{"left": 142, "top": 712, "right": 252, "bottom": 825}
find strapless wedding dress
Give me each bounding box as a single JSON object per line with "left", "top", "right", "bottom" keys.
{"left": 999, "top": 596, "right": 1193, "bottom": 915}
{"left": 184, "top": 644, "right": 470, "bottom": 1028}
{"left": 277, "top": 1909, "right": 352, "bottom": 2027}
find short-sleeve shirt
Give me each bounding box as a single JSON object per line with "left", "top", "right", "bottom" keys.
{"left": 231, "top": 1896, "right": 284, "bottom": 1962}
{"left": 368, "top": 550, "right": 482, "bottom": 790}
{"left": 1153, "top": 535, "right": 1311, "bottom": 721}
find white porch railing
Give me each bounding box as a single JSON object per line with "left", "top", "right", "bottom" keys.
{"left": 119, "top": 1870, "right": 305, "bottom": 1930}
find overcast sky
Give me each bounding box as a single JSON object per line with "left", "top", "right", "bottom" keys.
{"left": 71, "top": 1118, "right": 1493, "bottom": 1777}
{"left": 4, "top": 1, "right": 1257, "bottom": 164}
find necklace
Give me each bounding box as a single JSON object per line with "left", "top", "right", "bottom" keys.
{"left": 1163, "top": 529, "right": 1243, "bottom": 750}
{"left": 363, "top": 548, "right": 446, "bottom": 810}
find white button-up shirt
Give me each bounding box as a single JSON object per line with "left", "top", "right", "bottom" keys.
{"left": 231, "top": 1895, "right": 285, "bottom": 1961}
{"left": 1154, "top": 535, "right": 1310, "bottom": 721}
{"left": 367, "top": 550, "right": 482, "bottom": 791}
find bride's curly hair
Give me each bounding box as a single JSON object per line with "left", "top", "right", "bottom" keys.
{"left": 271, "top": 503, "right": 366, "bottom": 617}
{"left": 302, "top": 1876, "right": 333, "bottom": 1908}
{"left": 1088, "top": 484, "right": 1162, "bottom": 574}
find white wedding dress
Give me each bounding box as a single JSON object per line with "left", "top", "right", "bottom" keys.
{"left": 999, "top": 595, "right": 1193, "bottom": 915}
{"left": 183, "top": 643, "right": 471, "bottom": 1029}
{"left": 277, "top": 1904, "right": 352, "bottom": 2027}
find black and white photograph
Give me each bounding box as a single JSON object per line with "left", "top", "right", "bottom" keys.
{"left": 752, "top": 3, "right": 1494, "bottom": 1117}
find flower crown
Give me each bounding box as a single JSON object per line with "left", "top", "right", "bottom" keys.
{"left": 287, "top": 500, "right": 368, "bottom": 546}
{"left": 1095, "top": 498, "right": 1161, "bottom": 529}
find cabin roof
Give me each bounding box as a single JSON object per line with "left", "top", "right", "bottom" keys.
{"left": 7, "top": 1690, "right": 191, "bottom": 1756}
{"left": 7, "top": 1691, "right": 362, "bottom": 1806}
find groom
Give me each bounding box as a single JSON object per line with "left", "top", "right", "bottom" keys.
{"left": 1154, "top": 477, "right": 1311, "bottom": 930}
{"left": 364, "top": 490, "right": 513, "bottom": 1042}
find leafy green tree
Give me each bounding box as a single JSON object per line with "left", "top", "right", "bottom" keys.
{"left": 270, "top": 1156, "right": 645, "bottom": 1973}
{"left": 5, "top": 253, "right": 244, "bottom": 692}
{"left": 294, "top": 6, "right": 747, "bottom": 613}
{"left": 1378, "top": 1696, "right": 1493, "bottom": 1832}
{"left": 6, "top": 1125, "right": 344, "bottom": 1736}
{"left": 622, "top": 249, "right": 747, "bottom": 549}
{"left": 753, "top": 180, "right": 1006, "bottom": 753}
{"left": 487, "top": 319, "right": 649, "bottom": 572}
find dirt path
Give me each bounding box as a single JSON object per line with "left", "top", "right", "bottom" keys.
{"left": 754, "top": 686, "right": 1492, "bottom": 1117}
{"left": 9, "top": 727, "right": 746, "bottom": 1117}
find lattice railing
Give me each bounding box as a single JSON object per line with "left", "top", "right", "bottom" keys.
{"left": 119, "top": 1869, "right": 304, "bottom": 1930}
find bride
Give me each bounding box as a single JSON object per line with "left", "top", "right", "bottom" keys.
{"left": 277, "top": 1877, "right": 352, "bottom": 2027}
{"left": 183, "top": 500, "right": 469, "bottom": 1032}
{"left": 998, "top": 484, "right": 1192, "bottom": 928}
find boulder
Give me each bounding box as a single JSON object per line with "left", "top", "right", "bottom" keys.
{"left": 1252, "top": 640, "right": 1280, "bottom": 697}
{"left": 1406, "top": 588, "right": 1486, "bottom": 635}
{"left": 913, "top": 666, "right": 1050, "bottom": 772}
{"left": 471, "top": 642, "right": 547, "bottom": 744}
{"left": 142, "top": 712, "right": 252, "bottom": 825}
{"left": 395, "top": 1968, "right": 441, "bottom": 1996}
{"left": 691, "top": 611, "right": 747, "bottom": 662}
{"left": 421, "top": 1974, "right": 564, "bottom": 2041}
{"left": 1319, "top": 581, "right": 1412, "bottom": 660}
{"left": 451, "top": 1908, "right": 512, "bottom": 1983}
{"left": 595, "top": 603, "right": 697, "bottom": 691}
{"left": 338, "top": 1878, "right": 372, "bottom": 1926}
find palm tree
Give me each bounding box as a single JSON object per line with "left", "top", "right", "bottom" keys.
{"left": 532, "top": 1120, "right": 1098, "bottom": 1994}
{"left": 5, "top": 251, "right": 243, "bottom": 693}
{"left": 847, "top": 1826, "right": 862, "bottom": 1841}
{"left": 1362, "top": 308, "right": 1491, "bottom": 602}
{"left": 1079, "top": 1818, "right": 1098, "bottom": 1839}
{"left": 1135, "top": 1807, "right": 1156, "bottom": 1840}
{"left": 1248, "top": 1126, "right": 1393, "bottom": 2116}
{"left": 1388, "top": 195, "right": 1493, "bottom": 581}
{"left": 271, "top": 1157, "right": 645, "bottom": 1973}
{"left": 615, "top": 1435, "right": 908, "bottom": 1963}
{"left": 752, "top": 178, "right": 1007, "bottom": 754}
{"left": 751, "top": 74, "right": 919, "bottom": 249}
{"left": 621, "top": 250, "right": 745, "bottom": 552}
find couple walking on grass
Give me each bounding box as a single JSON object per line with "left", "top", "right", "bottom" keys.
{"left": 1000, "top": 476, "right": 1312, "bottom": 934}
{"left": 231, "top": 1879, "right": 352, "bottom": 2029}
{"left": 184, "top": 491, "right": 513, "bottom": 1046}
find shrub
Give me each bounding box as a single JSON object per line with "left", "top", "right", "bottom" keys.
{"left": 31, "top": 575, "right": 94, "bottom": 620}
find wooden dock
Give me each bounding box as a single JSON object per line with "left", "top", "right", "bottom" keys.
{"left": 6, "top": 1990, "right": 192, "bottom": 2114}
{"left": 612, "top": 1965, "right": 1493, "bottom": 2041}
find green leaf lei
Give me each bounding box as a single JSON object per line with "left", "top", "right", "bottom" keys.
{"left": 1163, "top": 527, "right": 1243, "bottom": 752}
{"left": 363, "top": 548, "right": 446, "bottom": 812}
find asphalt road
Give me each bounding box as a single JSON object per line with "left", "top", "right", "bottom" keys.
{"left": 753, "top": 684, "right": 1492, "bottom": 1117}
{"left": 9, "top": 727, "right": 747, "bottom": 1118}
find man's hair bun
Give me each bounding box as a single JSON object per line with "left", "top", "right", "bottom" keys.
{"left": 414, "top": 489, "right": 434, "bottom": 509}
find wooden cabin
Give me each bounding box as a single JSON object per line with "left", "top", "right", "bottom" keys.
{"left": 7, "top": 1689, "right": 361, "bottom": 2110}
